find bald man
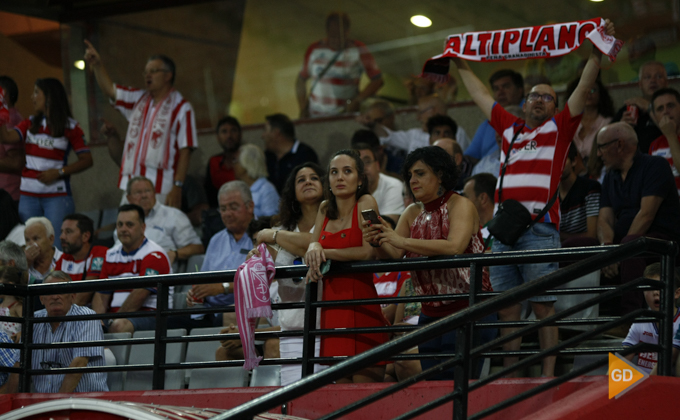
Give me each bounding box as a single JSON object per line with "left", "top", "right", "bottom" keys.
{"left": 597, "top": 122, "right": 680, "bottom": 315}
{"left": 452, "top": 19, "right": 616, "bottom": 377}
{"left": 369, "top": 94, "right": 470, "bottom": 153}
{"left": 433, "top": 138, "right": 473, "bottom": 190}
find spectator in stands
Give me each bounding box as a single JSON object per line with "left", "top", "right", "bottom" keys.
{"left": 55, "top": 214, "right": 108, "bottom": 306}
{"left": 249, "top": 163, "right": 326, "bottom": 385}
{"left": 365, "top": 146, "right": 492, "bottom": 380}
{"left": 564, "top": 77, "right": 614, "bottom": 163}
{"left": 432, "top": 138, "right": 473, "bottom": 190}
{"left": 355, "top": 102, "right": 404, "bottom": 177}
{"left": 465, "top": 70, "right": 524, "bottom": 166}
{"left": 597, "top": 122, "right": 680, "bottom": 315}
{"left": 0, "top": 76, "right": 24, "bottom": 206}
{"left": 234, "top": 144, "right": 280, "bottom": 218}
{"left": 118, "top": 176, "right": 204, "bottom": 264}
{"left": 263, "top": 114, "right": 319, "bottom": 193}
{"left": 434, "top": 77, "right": 458, "bottom": 105}
{"left": 427, "top": 115, "right": 459, "bottom": 145}
{"left": 0, "top": 240, "right": 27, "bottom": 272}
{"left": 205, "top": 116, "right": 241, "bottom": 208}
{"left": 0, "top": 189, "right": 23, "bottom": 245}
{"left": 305, "top": 149, "right": 388, "bottom": 383}
{"left": 649, "top": 87, "right": 680, "bottom": 197}
{"left": 0, "top": 78, "right": 93, "bottom": 233}
{"left": 84, "top": 40, "right": 197, "bottom": 208}
{"left": 360, "top": 100, "right": 396, "bottom": 131}
{"left": 0, "top": 267, "right": 25, "bottom": 341}
{"left": 187, "top": 181, "right": 255, "bottom": 327}
{"left": 623, "top": 263, "right": 680, "bottom": 375}
{"left": 296, "top": 12, "right": 383, "bottom": 118}
{"left": 406, "top": 76, "right": 434, "bottom": 106}
{"left": 558, "top": 145, "right": 601, "bottom": 246}
{"left": 451, "top": 19, "right": 614, "bottom": 377}
{"left": 354, "top": 142, "right": 404, "bottom": 221}
{"left": 462, "top": 173, "right": 497, "bottom": 250}
{"left": 24, "top": 217, "right": 60, "bottom": 284}
{"left": 94, "top": 204, "right": 171, "bottom": 333}
{"left": 370, "top": 95, "right": 470, "bottom": 153}
{"left": 33, "top": 270, "right": 108, "bottom": 393}
{"left": 612, "top": 61, "right": 668, "bottom": 154}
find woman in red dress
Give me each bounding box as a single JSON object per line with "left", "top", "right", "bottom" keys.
{"left": 305, "top": 149, "right": 388, "bottom": 383}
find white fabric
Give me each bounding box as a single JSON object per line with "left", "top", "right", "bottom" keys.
{"left": 113, "top": 201, "right": 202, "bottom": 251}
{"left": 622, "top": 311, "right": 680, "bottom": 374}
{"left": 373, "top": 173, "right": 405, "bottom": 216}
{"left": 28, "top": 248, "right": 62, "bottom": 284}
{"left": 279, "top": 335, "right": 325, "bottom": 386}
{"left": 380, "top": 126, "right": 470, "bottom": 154}
{"left": 5, "top": 224, "right": 24, "bottom": 246}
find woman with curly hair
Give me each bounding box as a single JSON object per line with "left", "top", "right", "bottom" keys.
{"left": 364, "top": 146, "right": 492, "bottom": 380}
{"left": 0, "top": 78, "right": 93, "bottom": 233}
{"left": 305, "top": 149, "right": 389, "bottom": 383}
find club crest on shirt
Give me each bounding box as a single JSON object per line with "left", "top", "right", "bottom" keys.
{"left": 145, "top": 268, "right": 159, "bottom": 276}
{"left": 91, "top": 257, "right": 103, "bottom": 272}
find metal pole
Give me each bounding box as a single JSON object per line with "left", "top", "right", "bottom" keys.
{"left": 453, "top": 324, "right": 470, "bottom": 420}
{"left": 152, "top": 282, "right": 169, "bottom": 389}
{"left": 19, "top": 290, "right": 34, "bottom": 392}
{"left": 301, "top": 281, "right": 318, "bottom": 377}
{"left": 658, "top": 249, "right": 675, "bottom": 376}
{"left": 469, "top": 263, "right": 483, "bottom": 378}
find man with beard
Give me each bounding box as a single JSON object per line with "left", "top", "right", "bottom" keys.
{"left": 55, "top": 214, "right": 108, "bottom": 306}
{"left": 205, "top": 116, "right": 242, "bottom": 208}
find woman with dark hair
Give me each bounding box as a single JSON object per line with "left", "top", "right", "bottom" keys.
{"left": 253, "top": 162, "right": 326, "bottom": 385}
{"left": 0, "top": 266, "right": 26, "bottom": 341}
{"left": 364, "top": 146, "right": 492, "bottom": 380}
{"left": 305, "top": 149, "right": 388, "bottom": 383}
{"left": 0, "top": 78, "right": 93, "bottom": 233}
{"left": 565, "top": 77, "right": 614, "bottom": 164}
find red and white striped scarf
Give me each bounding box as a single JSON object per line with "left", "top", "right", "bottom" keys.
{"left": 120, "top": 89, "right": 177, "bottom": 177}
{"left": 422, "top": 17, "right": 623, "bottom": 82}
{"left": 234, "top": 243, "right": 276, "bottom": 370}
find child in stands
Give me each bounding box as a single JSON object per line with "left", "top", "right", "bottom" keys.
{"left": 622, "top": 263, "right": 680, "bottom": 374}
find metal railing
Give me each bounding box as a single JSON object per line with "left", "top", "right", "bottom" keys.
{"left": 0, "top": 237, "right": 674, "bottom": 420}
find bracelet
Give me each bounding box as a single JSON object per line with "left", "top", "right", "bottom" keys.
{"left": 272, "top": 230, "right": 278, "bottom": 245}
{"left": 58, "top": 168, "right": 65, "bottom": 177}
{"left": 222, "top": 282, "right": 230, "bottom": 294}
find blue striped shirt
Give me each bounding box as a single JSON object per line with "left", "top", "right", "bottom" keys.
{"left": 32, "top": 304, "right": 109, "bottom": 393}
{"left": 0, "top": 332, "right": 19, "bottom": 386}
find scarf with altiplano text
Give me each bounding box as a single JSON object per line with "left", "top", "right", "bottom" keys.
{"left": 421, "top": 17, "right": 623, "bottom": 82}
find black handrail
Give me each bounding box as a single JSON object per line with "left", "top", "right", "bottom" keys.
{"left": 1, "top": 237, "right": 674, "bottom": 420}
{"left": 211, "top": 237, "right": 676, "bottom": 420}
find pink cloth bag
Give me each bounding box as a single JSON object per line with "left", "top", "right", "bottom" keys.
{"left": 234, "top": 243, "right": 276, "bottom": 370}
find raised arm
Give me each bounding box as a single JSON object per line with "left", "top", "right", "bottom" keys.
{"left": 451, "top": 58, "right": 495, "bottom": 120}
{"left": 0, "top": 127, "right": 21, "bottom": 144}
{"left": 258, "top": 228, "right": 313, "bottom": 258}
{"left": 84, "top": 40, "right": 116, "bottom": 101}
{"left": 566, "top": 19, "right": 615, "bottom": 116}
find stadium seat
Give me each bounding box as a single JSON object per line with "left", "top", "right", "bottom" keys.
{"left": 103, "top": 332, "right": 131, "bottom": 391}
{"left": 184, "top": 326, "right": 225, "bottom": 383}
{"left": 124, "top": 329, "right": 187, "bottom": 390}
{"left": 250, "top": 365, "right": 281, "bottom": 387}
{"left": 188, "top": 367, "right": 247, "bottom": 389}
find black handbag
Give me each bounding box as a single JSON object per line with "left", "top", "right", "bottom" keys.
{"left": 487, "top": 124, "right": 558, "bottom": 246}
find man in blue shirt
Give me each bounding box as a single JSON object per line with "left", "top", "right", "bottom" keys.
{"left": 187, "top": 181, "right": 255, "bottom": 327}
{"left": 33, "top": 271, "right": 108, "bottom": 393}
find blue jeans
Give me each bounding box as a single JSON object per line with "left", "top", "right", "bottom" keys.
{"left": 19, "top": 195, "right": 75, "bottom": 247}
{"left": 489, "top": 223, "right": 560, "bottom": 303}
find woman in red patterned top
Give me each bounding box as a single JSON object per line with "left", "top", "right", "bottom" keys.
{"left": 0, "top": 78, "right": 92, "bottom": 235}
{"left": 364, "top": 146, "right": 492, "bottom": 379}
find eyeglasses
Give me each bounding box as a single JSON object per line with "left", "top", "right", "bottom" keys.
{"left": 40, "top": 361, "right": 63, "bottom": 370}
{"left": 596, "top": 138, "right": 619, "bottom": 151}
{"left": 142, "top": 68, "right": 168, "bottom": 77}
{"left": 527, "top": 92, "right": 555, "bottom": 103}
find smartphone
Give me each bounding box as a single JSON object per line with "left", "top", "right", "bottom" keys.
{"left": 361, "top": 209, "right": 381, "bottom": 225}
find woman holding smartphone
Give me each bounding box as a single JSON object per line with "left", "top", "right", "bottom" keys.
{"left": 305, "top": 149, "right": 388, "bottom": 383}
{"left": 364, "top": 146, "right": 492, "bottom": 380}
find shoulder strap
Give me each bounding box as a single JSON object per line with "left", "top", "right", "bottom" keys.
{"left": 497, "top": 123, "right": 525, "bottom": 203}
{"left": 309, "top": 48, "right": 344, "bottom": 94}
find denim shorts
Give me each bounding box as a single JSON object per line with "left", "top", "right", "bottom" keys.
{"left": 129, "top": 315, "right": 157, "bottom": 332}
{"left": 489, "top": 223, "right": 559, "bottom": 303}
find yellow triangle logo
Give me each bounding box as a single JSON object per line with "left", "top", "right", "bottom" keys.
{"left": 608, "top": 352, "right": 649, "bottom": 399}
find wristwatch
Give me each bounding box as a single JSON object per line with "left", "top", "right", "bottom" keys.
{"left": 174, "top": 180, "right": 184, "bottom": 188}
{"left": 58, "top": 168, "right": 65, "bottom": 177}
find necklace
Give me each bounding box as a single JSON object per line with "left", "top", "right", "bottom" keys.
{"left": 423, "top": 192, "right": 449, "bottom": 221}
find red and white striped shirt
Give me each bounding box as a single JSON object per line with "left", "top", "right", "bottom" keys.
{"left": 490, "top": 102, "right": 581, "bottom": 229}
{"left": 649, "top": 135, "right": 680, "bottom": 197}
{"left": 14, "top": 117, "right": 89, "bottom": 197}
{"left": 55, "top": 245, "right": 108, "bottom": 281}
{"left": 99, "top": 238, "right": 171, "bottom": 312}
{"left": 300, "top": 39, "right": 381, "bottom": 117}
{"left": 113, "top": 85, "right": 198, "bottom": 194}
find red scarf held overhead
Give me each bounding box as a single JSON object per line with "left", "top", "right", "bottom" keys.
{"left": 421, "top": 18, "right": 623, "bottom": 82}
